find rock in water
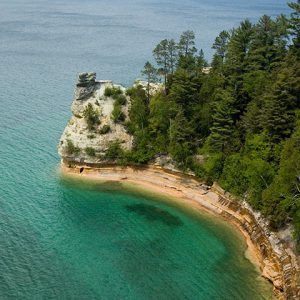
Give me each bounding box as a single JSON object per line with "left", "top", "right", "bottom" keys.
{"left": 58, "top": 72, "right": 133, "bottom": 163}
{"left": 75, "top": 72, "right": 97, "bottom": 100}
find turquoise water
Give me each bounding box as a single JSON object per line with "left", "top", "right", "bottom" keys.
{"left": 0, "top": 0, "right": 290, "bottom": 299}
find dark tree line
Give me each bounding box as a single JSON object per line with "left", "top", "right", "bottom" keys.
{"left": 124, "top": 1, "right": 300, "bottom": 248}
{"left": 142, "top": 31, "right": 207, "bottom": 94}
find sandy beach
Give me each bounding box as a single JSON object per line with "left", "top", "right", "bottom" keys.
{"left": 60, "top": 164, "right": 267, "bottom": 274}
{"left": 60, "top": 162, "right": 300, "bottom": 299}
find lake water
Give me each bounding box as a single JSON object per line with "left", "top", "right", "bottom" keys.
{"left": 0, "top": 0, "right": 290, "bottom": 299}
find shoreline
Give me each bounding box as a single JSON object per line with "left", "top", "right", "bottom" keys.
{"left": 60, "top": 161, "right": 300, "bottom": 300}
{"left": 61, "top": 165, "right": 261, "bottom": 270}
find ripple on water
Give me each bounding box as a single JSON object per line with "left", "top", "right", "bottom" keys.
{"left": 0, "top": 0, "right": 287, "bottom": 298}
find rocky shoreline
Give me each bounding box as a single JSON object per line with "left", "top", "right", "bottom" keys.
{"left": 60, "top": 160, "right": 300, "bottom": 300}
{"left": 58, "top": 73, "right": 300, "bottom": 299}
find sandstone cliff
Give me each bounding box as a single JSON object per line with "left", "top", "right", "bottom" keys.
{"left": 58, "top": 72, "right": 133, "bottom": 163}
{"left": 58, "top": 73, "right": 300, "bottom": 299}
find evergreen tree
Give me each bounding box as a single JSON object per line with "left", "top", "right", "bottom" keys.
{"left": 169, "top": 69, "right": 199, "bottom": 116}
{"left": 225, "top": 20, "right": 254, "bottom": 114}
{"left": 241, "top": 99, "right": 264, "bottom": 135}
{"left": 178, "top": 30, "right": 197, "bottom": 57}
{"left": 167, "top": 39, "right": 178, "bottom": 75}
{"left": 148, "top": 93, "right": 171, "bottom": 152}
{"left": 247, "top": 15, "right": 288, "bottom": 71}
{"left": 177, "top": 30, "right": 197, "bottom": 71}
{"left": 127, "top": 3, "right": 300, "bottom": 247}
{"left": 212, "top": 30, "right": 230, "bottom": 64}
{"left": 226, "top": 20, "right": 254, "bottom": 73}
{"left": 262, "top": 65, "right": 299, "bottom": 142}
{"left": 141, "top": 61, "right": 157, "bottom": 102}
{"left": 195, "top": 49, "right": 207, "bottom": 76}
{"left": 168, "top": 108, "right": 193, "bottom": 165}
{"left": 153, "top": 39, "right": 169, "bottom": 93}
{"left": 83, "top": 103, "right": 100, "bottom": 130}
{"left": 127, "top": 85, "right": 148, "bottom": 131}
{"left": 262, "top": 125, "right": 300, "bottom": 232}
{"left": 153, "top": 38, "right": 180, "bottom": 93}
{"left": 208, "top": 89, "right": 238, "bottom": 152}
{"left": 288, "top": 0, "right": 300, "bottom": 57}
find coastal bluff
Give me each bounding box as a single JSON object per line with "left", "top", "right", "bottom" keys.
{"left": 58, "top": 73, "right": 300, "bottom": 300}
{"left": 58, "top": 72, "right": 133, "bottom": 163}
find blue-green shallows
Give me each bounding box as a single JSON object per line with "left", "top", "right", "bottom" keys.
{"left": 0, "top": 0, "right": 289, "bottom": 298}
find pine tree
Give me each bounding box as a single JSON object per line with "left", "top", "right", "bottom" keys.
{"left": 141, "top": 61, "right": 157, "bottom": 102}
{"left": 225, "top": 20, "right": 254, "bottom": 114}
{"left": 167, "top": 39, "right": 178, "bottom": 75}
{"left": 168, "top": 108, "right": 193, "bottom": 165}
{"left": 262, "top": 65, "right": 299, "bottom": 142}
{"left": 247, "top": 15, "right": 288, "bottom": 71}
{"left": 128, "top": 85, "right": 148, "bottom": 131}
{"left": 226, "top": 20, "right": 254, "bottom": 73}
{"left": 195, "top": 49, "right": 207, "bottom": 76}
{"left": 153, "top": 39, "right": 169, "bottom": 93}
{"left": 212, "top": 30, "right": 230, "bottom": 64}
{"left": 153, "top": 39, "right": 180, "bottom": 93}
{"left": 288, "top": 0, "right": 300, "bottom": 58}
{"left": 178, "top": 30, "right": 197, "bottom": 57}
{"left": 169, "top": 69, "right": 199, "bottom": 116}
{"left": 262, "top": 125, "right": 300, "bottom": 230}
{"left": 241, "top": 99, "right": 264, "bottom": 134}
{"left": 177, "top": 30, "right": 197, "bottom": 71}
{"left": 83, "top": 103, "right": 100, "bottom": 130}
{"left": 208, "top": 89, "right": 238, "bottom": 152}
{"left": 131, "top": 4, "right": 300, "bottom": 246}
{"left": 148, "top": 93, "right": 171, "bottom": 152}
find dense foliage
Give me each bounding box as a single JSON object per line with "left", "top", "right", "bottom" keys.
{"left": 85, "top": 146, "right": 96, "bottom": 157}
{"left": 105, "top": 86, "right": 127, "bottom": 123}
{"left": 127, "top": 1, "right": 300, "bottom": 247}
{"left": 83, "top": 103, "right": 100, "bottom": 130}
{"left": 65, "top": 139, "right": 80, "bottom": 155}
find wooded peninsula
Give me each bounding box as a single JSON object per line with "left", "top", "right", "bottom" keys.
{"left": 60, "top": 1, "right": 300, "bottom": 250}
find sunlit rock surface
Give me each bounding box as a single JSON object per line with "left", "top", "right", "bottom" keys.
{"left": 58, "top": 73, "right": 133, "bottom": 163}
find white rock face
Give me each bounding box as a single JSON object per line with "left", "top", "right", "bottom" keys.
{"left": 134, "top": 79, "right": 163, "bottom": 96}
{"left": 58, "top": 73, "right": 133, "bottom": 163}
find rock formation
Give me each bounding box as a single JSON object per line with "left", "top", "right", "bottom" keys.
{"left": 75, "top": 72, "right": 97, "bottom": 100}
{"left": 58, "top": 73, "right": 133, "bottom": 163}
{"left": 58, "top": 72, "right": 300, "bottom": 300}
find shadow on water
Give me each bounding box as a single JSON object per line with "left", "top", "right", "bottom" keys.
{"left": 61, "top": 176, "right": 131, "bottom": 194}
{"left": 125, "top": 203, "right": 183, "bottom": 227}
{"left": 60, "top": 176, "right": 187, "bottom": 227}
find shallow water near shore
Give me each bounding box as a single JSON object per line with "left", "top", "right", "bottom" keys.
{"left": 0, "top": 0, "right": 289, "bottom": 299}
{"left": 57, "top": 176, "right": 273, "bottom": 299}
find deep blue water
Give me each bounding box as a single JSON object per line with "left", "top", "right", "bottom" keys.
{"left": 0, "top": 0, "right": 290, "bottom": 299}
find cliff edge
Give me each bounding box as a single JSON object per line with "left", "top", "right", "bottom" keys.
{"left": 58, "top": 72, "right": 133, "bottom": 164}
{"left": 58, "top": 73, "right": 300, "bottom": 299}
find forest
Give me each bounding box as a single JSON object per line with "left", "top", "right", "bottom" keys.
{"left": 105, "top": 1, "right": 300, "bottom": 248}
